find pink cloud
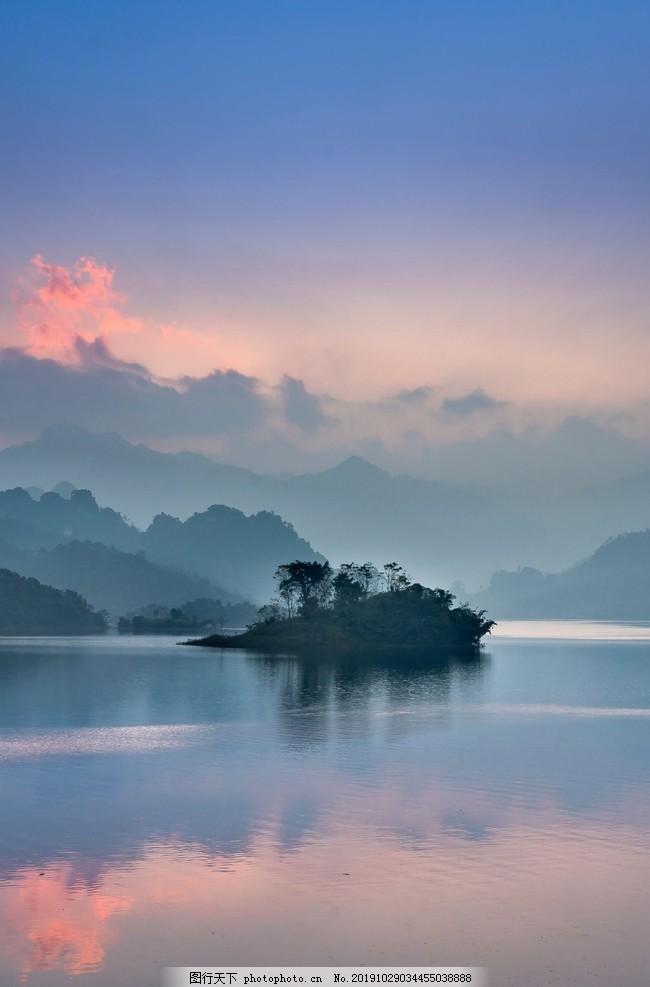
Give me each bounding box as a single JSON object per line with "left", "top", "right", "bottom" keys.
{"left": 12, "top": 255, "right": 141, "bottom": 365}
{"left": 8, "top": 257, "right": 237, "bottom": 382}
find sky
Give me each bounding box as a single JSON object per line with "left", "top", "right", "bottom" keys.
{"left": 2, "top": 0, "right": 650, "bottom": 481}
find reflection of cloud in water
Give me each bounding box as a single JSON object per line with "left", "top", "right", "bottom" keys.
{"left": 1, "top": 863, "right": 132, "bottom": 981}
{"left": 440, "top": 809, "right": 494, "bottom": 842}
{"left": 2, "top": 715, "right": 650, "bottom": 880}
{"left": 2, "top": 822, "right": 650, "bottom": 984}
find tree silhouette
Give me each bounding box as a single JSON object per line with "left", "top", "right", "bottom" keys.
{"left": 333, "top": 562, "right": 379, "bottom": 606}
{"left": 275, "top": 560, "right": 333, "bottom": 615}
{"left": 382, "top": 562, "right": 411, "bottom": 592}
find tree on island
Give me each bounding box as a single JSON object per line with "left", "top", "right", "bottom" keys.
{"left": 275, "top": 560, "right": 333, "bottom": 616}
{"left": 186, "top": 560, "right": 495, "bottom": 655}
{"left": 268, "top": 561, "right": 443, "bottom": 616}
{"left": 381, "top": 562, "right": 411, "bottom": 593}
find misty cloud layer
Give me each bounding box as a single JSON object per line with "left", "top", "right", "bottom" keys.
{"left": 441, "top": 389, "right": 509, "bottom": 418}
{"left": 2, "top": 251, "right": 650, "bottom": 495}
{"left": 2, "top": 344, "right": 650, "bottom": 496}
{"left": 0, "top": 349, "right": 266, "bottom": 439}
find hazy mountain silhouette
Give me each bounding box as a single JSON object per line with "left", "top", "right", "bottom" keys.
{"left": 0, "top": 539, "right": 228, "bottom": 617}
{"left": 0, "top": 482, "right": 324, "bottom": 608}
{"left": 469, "top": 530, "right": 650, "bottom": 619}
{"left": 0, "top": 426, "right": 533, "bottom": 587}
{"left": 0, "top": 485, "right": 140, "bottom": 551}
{"left": 0, "top": 425, "right": 263, "bottom": 525}
{"left": 141, "top": 505, "right": 323, "bottom": 599}
{"left": 52, "top": 480, "right": 76, "bottom": 498}
{"left": 4, "top": 424, "right": 650, "bottom": 588}
{"left": 0, "top": 567, "right": 107, "bottom": 635}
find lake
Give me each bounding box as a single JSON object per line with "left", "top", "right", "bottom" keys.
{"left": 1, "top": 623, "right": 649, "bottom": 987}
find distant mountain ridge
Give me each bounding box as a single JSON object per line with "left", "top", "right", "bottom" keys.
{"left": 468, "top": 529, "right": 650, "bottom": 619}
{"left": 0, "top": 481, "right": 324, "bottom": 610}
{"left": 4, "top": 424, "right": 650, "bottom": 589}
{"left": 0, "top": 425, "right": 531, "bottom": 587}
{"left": 0, "top": 425, "right": 261, "bottom": 525}
{"left": 0, "top": 485, "right": 140, "bottom": 551}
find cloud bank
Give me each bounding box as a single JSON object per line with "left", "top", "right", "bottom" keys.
{"left": 2, "top": 255, "right": 650, "bottom": 493}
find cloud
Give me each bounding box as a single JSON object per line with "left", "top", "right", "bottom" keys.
{"left": 1, "top": 344, "right": 649, "bottom": 497}
{"left": 0, "top": 348, "right": 268, "bottom": 439}
{"left": 73, "top": 336, "right": 151, "bottom": 377}
{"left": 0, "top": 257, "right": 275, "bottom": 440}
{"left": 4, "top": 255, "right": 650, "bottom": 494}
{"left": 179, "top": 369, "right": 268, "bottom": 430}
{"left": 279, "top": 376, "right": 331, "bottom": 431}
{"left": 12, "top": 255, "right": 140, "bottom": 364}
{"left": 393, "top": 386, "right": 436, "bottom": 406}
{"left": 441, "top": 389, "right": 508, "bottom": 418}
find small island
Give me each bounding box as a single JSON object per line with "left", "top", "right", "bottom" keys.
{"left": 185, "top": 561, "right": 494, "bottom": 656}
{"left": 117, "top": 598, "right": 256, "bottom": 634}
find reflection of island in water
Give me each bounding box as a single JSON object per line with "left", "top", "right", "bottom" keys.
{"left": 1, "top": 636, "right": 650, "bottom": 986}
{"left": 250, "top": 648, "right": 486, "bottom": 751}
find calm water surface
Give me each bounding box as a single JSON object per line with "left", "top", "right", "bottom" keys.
{"left": 1, "top": 623, "right": 649, "bottom": 987}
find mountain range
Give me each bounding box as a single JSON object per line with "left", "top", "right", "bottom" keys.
{"left": 0, "top": 482, "right": 323, "bottom": 613}
{"left": 468, "top": 530, "right": 650, "bottom": 619}
{"left": 2, "top": 424, "right": 650, "bottom": 589}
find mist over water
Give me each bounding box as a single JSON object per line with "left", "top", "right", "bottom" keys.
{"left": 1, "top": 630, "right": 649, "bottom": 987}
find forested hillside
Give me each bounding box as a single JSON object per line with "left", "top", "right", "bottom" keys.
{"left": 0, "top": 485, "right": 324, "bottom": 606}
{"left": 0, "top": 568, "right": 107, "bottom": 635}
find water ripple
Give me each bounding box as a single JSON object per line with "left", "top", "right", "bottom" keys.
{"left": 0, "top": 723, "right": 224, "bottom": 760}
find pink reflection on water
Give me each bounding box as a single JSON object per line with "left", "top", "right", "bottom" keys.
{"left": 1, "top": 862, "right": 132, "bottom": 980}
{"left": 1, "top": 799, "right": 649, "bottom": 986}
